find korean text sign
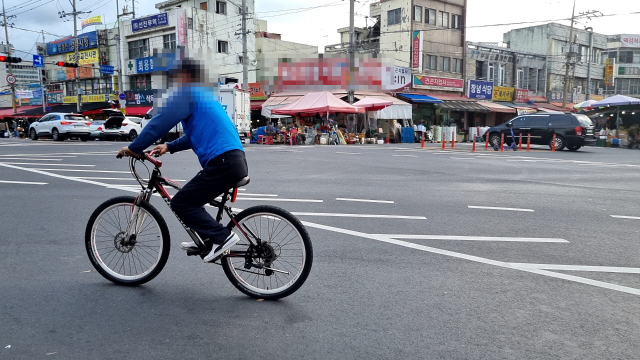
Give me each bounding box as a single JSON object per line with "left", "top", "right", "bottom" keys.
{"left": 492, "top": 86, "right": 515, "bottom": 102}
{"left": 468, "top": 80, "right": 493, "bottom": 100}
{"left": 132, "top": 13, "right": 169, "bottom": 32}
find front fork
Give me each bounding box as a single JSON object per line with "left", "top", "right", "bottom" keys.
{"left": 123, "top": 190, "right": 153, "bottom": 246}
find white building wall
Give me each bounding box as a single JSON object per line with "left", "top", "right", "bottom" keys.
{"left": 377, "top": 0, "right": 412, "bottom": 68}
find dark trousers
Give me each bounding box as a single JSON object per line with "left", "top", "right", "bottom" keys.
{"left": 170, "top": 150, "right": 248, "bottom": 244}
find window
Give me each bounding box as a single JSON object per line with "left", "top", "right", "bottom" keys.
{"left": 200, "top": 1, "right": 207, "bottom": 10}
{"left": 187, "top": 17, "right": 193, "bottom": 29}
{"left": 128, "top": 39, "right": 148, "bottom": 59}
{"left": 216, "top": 1, "right": 226, "bottom": 14}
{"left": 413, "top": 6, "right": 422, "bottom": 22}
{"left": 440, "top": 57, "right": 450, "bottom": 72}
{"left": 217, "top": 40, "right": 228, "bottom": 53}
{"left": 440, "top": 11, "right": 449, "bottom": 28}
{"left": 425, "top": 9, "right": 436, "bottom": 25}
{"left": 517, "top": 68, "right": 524, "bottom": 88}
{"left": 387, "top": 8, "right": 401, "bottom": 26}
{"left": 163, "top": 34, "right": 176, "bottom": 49}
{"left": 476, "top": 60, "right": 485, "bottom": 79}
{"left": 130, "top": 74, "right": 152, "bottom": 91}
{"left": 451, "top": 14, "right": 462, "bottom": 29}
{"left": 498, "top": 64, "right": 505, "bottom": 86}
{"left": 619, "top": 51, "right": 634, "bottom": 64}
{"left": 238, "top": 55, "right": 244, "bottom": 64}
{"left": 488, "top": 63, "right": 495, "bottom": 82}
{"left": 425, "top": 55, "right": 437, "bottom": 70}
{"left": 452, "top": 58, "right": 462, "bottom": 73}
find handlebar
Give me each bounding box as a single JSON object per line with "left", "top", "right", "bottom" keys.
{"left": 116, "top": 149, "right": 163, "bottom": 168}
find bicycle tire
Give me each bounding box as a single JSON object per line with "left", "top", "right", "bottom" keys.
{"left": 222, "top": 205, "right": 313, "bottom": 300}
{"left": 85, "top": 196, "right": 171, "bottom": 286}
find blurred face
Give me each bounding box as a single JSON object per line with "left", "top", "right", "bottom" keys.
{"left": 171, "top": 70, "right": 193, "bottom": 87}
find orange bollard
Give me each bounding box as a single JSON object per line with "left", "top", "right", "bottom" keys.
{"left": 518, "top": 133, "right": 523, "bottom": 151}
{"left": 472, "top": 134, "right": 476, "bottom": 152}
{"left": 500, "top": 133, "right": 504, "bottom": 152}
{"left": 551, "top": 133, "right": 556, "bottom": 152}
{"left": 421, "top": 132, "right": 425, "bottom": 148}
{"left": 526, "top": 133, "right": 531, "bottom": 151}
{"left": 484, "top": 132, "right": 489, "bottom": 150}
{"left": 451, "top": 130, "right": 455, "bottom": 148}
{"left": 442, "top": 132, "right": 446, "bottom": 150}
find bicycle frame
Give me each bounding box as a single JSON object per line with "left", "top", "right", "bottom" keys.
{"left": 123, "top": 152, "right": 260, "bottom": 258}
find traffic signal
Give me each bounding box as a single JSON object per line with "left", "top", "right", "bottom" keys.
{"left": 41, "top": 69, "right": 47, "bottom": 84}
{"left": 56, "top": 61, "right": 78, "bottom": 68}
{"left": 0, "top": 55, "right": 22, "bottom": 63}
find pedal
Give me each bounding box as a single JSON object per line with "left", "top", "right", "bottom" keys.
{"left": 186, "top": 250, "right": 200, "bottom": 256}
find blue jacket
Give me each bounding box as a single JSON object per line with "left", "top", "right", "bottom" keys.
{"left": 128, "top": 85, "right": 244, "bottom": 167}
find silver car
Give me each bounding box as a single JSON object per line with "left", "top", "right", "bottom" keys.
{"left": 29, "top": 113, "right": 91, "bottom": 141}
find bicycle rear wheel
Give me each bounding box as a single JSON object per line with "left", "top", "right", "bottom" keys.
{"left": 85, "top": 196, "right": 170, "bottom": 286}
{"left": 222, "top": 205, "right": 313, "bottom": 300}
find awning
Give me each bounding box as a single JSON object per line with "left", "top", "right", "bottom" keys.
{"left": 426, "top": 93, "right": 474, "bottom": 101}
{"left": 496, "top": 102, "right": 538, "bottom": 114}
{"left": 396, "top": 93, "right": 442, "bottom": 104}
{"left": 439, "top": 100, "right": 489, "bottom": 112}
{"left": 534, "top": 102, "right": 568, "bottom": 112}
{"left": 550, "top": 102, "right": 577, "bottom": 111}
{"left": 351, "top": 92, "right": 412, "bottom": 120}
{"left": 477, "top": 101, "right": 516, "bottom": 113}
{"left": 19, "top": 103, "right": 113, "bottom": 117}
{"left": 124, "top": 106, "right": 152, "bottom": 116}
{"left": 528, "top": 96, "right": 547, "bottom": 102}
{"left": 0, "top": 106, "right": 42, "bottom": 119}
{"left": 261, "top": 93, "right": 304, "bottom": 118}
{"left": 250, "top": 100, "right": 264, "bottom": 111}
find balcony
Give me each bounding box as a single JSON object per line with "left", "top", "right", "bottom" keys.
{"left": 324, "top": 37, "right": 380, "bottom": 54}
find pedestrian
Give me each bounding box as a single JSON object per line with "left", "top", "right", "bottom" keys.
{"left": 116, "top": 57, "right": 248, "bottom": 263}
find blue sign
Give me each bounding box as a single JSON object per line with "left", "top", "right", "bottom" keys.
{"left": 135, "top": 57, "right": 154, "bottom": 74}
{"left": 468, "top": 80, "right": 494, "bottom": 100}
{"left": 45, "top": 106, "right": 51, "bottom": 112}
{"left": 32, "top": 55, "right": 44, "bottom": 68}
{"left": 100, "top": 65, "right": 114, "bottom": 74}
{"left": 46, "top": 30, "right": 98, "bottom": 55}
{"left": 132, "top": 13, "right": 169, "bottom": 32}
{"left": 56, "top": 70, "right": 67, "bottom": 81}
{"left": 47, "top": 92, "right": 64, "bottom": 104}
{"left": 118, "top": 93, "right": 125, "bottom": 100}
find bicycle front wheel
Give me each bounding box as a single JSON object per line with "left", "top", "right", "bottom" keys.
{"left": 223, "top": 205, "right": 313, "bottom": 300}
{"left": 85, "top": 196, "right": 170, "bottom": 286}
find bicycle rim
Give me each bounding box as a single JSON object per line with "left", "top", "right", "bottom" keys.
{"left": 224, "top": 211, "right": 310, "bottom": 298}
{"left": 90, "top": 203, "right": 165, "bottom": 282}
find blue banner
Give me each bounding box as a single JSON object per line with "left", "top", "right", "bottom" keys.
{"left": 46, "top": 31, "right": 98, "bottom": 55}
{"left": 468, "top": 80, "right": 494, "bottom": 100}
{"left": 132, "top": 13, "right": 169, "bottom": 32}
{"left": 47, "top": 91, "right": 64, "bottom": 104}
{"left": 135, "top": 57, "right": 154, "bottom": 74}
{"left": 100, "top": 65, "right": 114, "bottom": 74}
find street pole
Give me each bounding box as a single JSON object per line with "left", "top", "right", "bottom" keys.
{"left": 586, "top": 27, "right": 593, "bottom": 99}
{"left": 73, "top": 0, "right": 81, "bottom": 113}
{"left": 347, "top": 0, "right": 355, "bottom": 104}
{"left": 241, "top": 0, "right": 248, "bottom": 90}
{"left": 2, "top": 0, "right": 16, "bottom": 114}
{"left": 561, "top": 0, "right": 576, "bottom": 108}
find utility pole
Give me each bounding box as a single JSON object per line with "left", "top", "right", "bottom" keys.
{"left": 347, "top": 0, "right": 355, "bottom": 104}
{"left": 1, "top": 0, "right": 17, "bottom": 114}
{"left": 59, "top": 0, "right": 90, "bottom": 113}
{"left": 241, "top": 0, "right": 248, "bottom": 90}
{"left": 585, "top": 27, "right": 593, "bottom": 99}
{"left": 561, "top": 0, "right": 576, "bottom": 109}
{"left": 41, "top": 30, "right": 46, "bottom": 113}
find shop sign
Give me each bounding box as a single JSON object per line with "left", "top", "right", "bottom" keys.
{"left": 572, "top": 93, "right": 586, "bottom": 104}
{"left": 588, "top": 95, "right": 604, "bottom": 101}
{"left": 412, "top": 31, "right": 423, "bottom": 69}
{"left": 47, "top": 91, "right": 63, "bottom": 104}
{"left": 63, "top": 96, "right": 77, "bottom": 104}
{"left": 413, "top": 75, "right": 464, "bottom": 91}
{"left": 132, "top": 13, "right": 169, "bottom": 32}
{"left": 517, "top": 108, "right": 537, "bottom": 115}
{"left": 604, "top": 58, "right": 615, "bottom": 87}
{"left": 468, "top": 80, "right": 493, "bottom": 99}
{"left": 66, "top": 49, "right": 99, "bottom": 65}
{"left": 113, "top": 75, "right": 119, "bottom": 92}
{"left": 176, "top": 9, "right": 187, "bottom": 47}
{"left": 620, "top": 34, "right": 640, "bottom": 48}
{"left": 135, "top": 57, "right": 154, "bottom": 74}
{"left": 492, "top": 86, "right": 515, "bottom": 101}
{"left": 124, "top": 90, "right": 154, "bottom": 106}
{"left": 618, "top": 66, "right": 640, "bottom": 76}
{"left": 46, "top": 31, "right": 98, "bottom": 55}
{"left": 248, "top": 82, "right": 268, "bottom": 100}
{"left": 15, "top": 90, "right": 33, "bottom": 99}
{"left": 548, "top": 91, "right": 564, "bottom": 102}
{"left": 63, "top": 94, "right": 111, "bottom": 104}
{"left": 515, "top": 89, "right": 529, "bottom": 103}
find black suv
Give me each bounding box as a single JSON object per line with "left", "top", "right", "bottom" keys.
{"left": 484, "top": 113, "right": 595, "bottom": 151}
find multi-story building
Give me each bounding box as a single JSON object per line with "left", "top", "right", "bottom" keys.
{"left": 602, "top": 34, "right": 640, "bottom": 97}
{"left": 503, "top": 23, "right": 607, "bottom": 104}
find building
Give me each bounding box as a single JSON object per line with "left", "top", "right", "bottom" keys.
{"left": 503, "top": 23, "right": 608, "bottom": 104}
{"left": 602, "top": 34, "right": 640, "bottom": 97}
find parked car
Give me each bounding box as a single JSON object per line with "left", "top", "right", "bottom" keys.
{"left": 483, "top": 113, "right": 595, "bottom": 151}
{"left": 100, "top": 109, "right": 142, "bottom": 141}
{"left": 28, "top": 113, "right": 91, "bottom": 141}
{"left": 89, "top": 120, "right": 105, "bottom": 140}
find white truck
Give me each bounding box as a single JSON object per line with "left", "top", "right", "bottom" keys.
{"left": 140, "top": 84, "right": 251, "bottom": 143}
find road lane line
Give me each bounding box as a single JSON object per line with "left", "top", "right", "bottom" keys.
{"left": 235, "top": 198, "right": 323, "bottom": 203}
{"left": 611, "top": 215, "right": 640, "bottom": 220}
{"left": 335, "top": 197, "right": 394, "bottom": 204}
{"left": 392, "top": 155, "right": 417, "bottom": 157}
{"left": 509, "top": 263, "right": 640, "bottom": 273}
{"left": 468, "top": 205, "right": 535, "bottom": 212}
{"left": 0, "top": 162, "right": 95, "bottom": 167}
{"left": 33, "top": 168, "right": 130, "bottom": 173}
{"left": 293, "top": 212, "right": 425, "bottom": 219}
{"left": 0, "top": 180, "right": 48, "bottom": 185}
{"left": 0, "top": 157, "right": 64, "bottom": 161}
{"left": 335, "top": 152, "right": 361, "bottom": 155}
{"left": 379, "top": 234, "right": 568, "bottom": 243}
{"left": 237, "top": 193, "right": 278, "bottom": 197}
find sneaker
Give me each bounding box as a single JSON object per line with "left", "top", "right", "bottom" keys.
{"left": 203, "top": 232, "right": 240, "bottom": 263}
{"left": 180, "top": 241, "right": 199, "bottom": 251}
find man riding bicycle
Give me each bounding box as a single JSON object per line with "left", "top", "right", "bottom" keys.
{"left": 116, "top": 57, "right": 248, "bottom": 263}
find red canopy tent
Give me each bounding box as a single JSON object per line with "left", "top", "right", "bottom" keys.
{"left": 352, "top": 98, "right": 393, "bottom": 111}
{"left": 271, "top": 91, "right": 365, "bottom": 116}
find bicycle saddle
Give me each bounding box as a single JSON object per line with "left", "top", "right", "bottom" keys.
{"left": 234, "top": 176, "right": 250, "bottom": 188}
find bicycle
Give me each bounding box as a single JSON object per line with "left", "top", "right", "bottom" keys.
{"left": 84, "top": 150, "right": 313, "bottom": 300}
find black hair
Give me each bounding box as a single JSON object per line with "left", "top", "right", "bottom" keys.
{"left": 169, "top": 58, "right": 202, "bottom": 80}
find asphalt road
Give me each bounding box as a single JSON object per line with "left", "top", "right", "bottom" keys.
{"left": 1, "top": 138, "right": 639, "bottom": 359}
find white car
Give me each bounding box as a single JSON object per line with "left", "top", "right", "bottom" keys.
{"left": 29, "top": 113, "right": 91, "bottom": 141}
{"left": 101, "top": 114, "right": 143, "bottom": 141}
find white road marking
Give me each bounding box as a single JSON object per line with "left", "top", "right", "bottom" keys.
{"left": 509, "top": 263, "right": 640, "bottom": 273}
{"left": 392, "top": 155, "right": 417, "bottom": 157}
{"left": 335, "top": 152, "right": 361, "bottom": 155}
{"left": 336, "top": 197, "right": 394, "bottom": 204}
{"left": 293, "top": 212, "right": 425, "bottom": 219}
{"left": 33, "top": 168, "right": 130, "bottom": 173}
{"left": 301, "top": 221, "right": 640, "bottom": 296}
{"left": 468, "top": 205, "right": 535, "bottom": 212}
{"left": 611, "top": 215, "right": 640, "bottom": 220}
{"left": 0, "top": 180, "right": 48, "bottom": 185}
{"left": 0, "top": 162, "right": 95, "bottom": 167}
{"left": 235, "top": 197, "right": 323, "bottom": 203}
{"left": 238, "top": 193, "right": 278, "bottom": 197}
{"left": 0, "top": 157, "right": 64, "bottom": 161}
{"left": 379, "top": 234, "right": 568, "bottom": 243}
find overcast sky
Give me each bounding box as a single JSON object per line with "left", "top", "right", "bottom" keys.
{"left": 3, "top": 0, "right": 640, "bottom": 59}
